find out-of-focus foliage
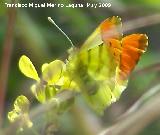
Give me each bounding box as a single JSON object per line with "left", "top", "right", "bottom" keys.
{"left": 121, "top": 0, "right": 160, "bottom": 10}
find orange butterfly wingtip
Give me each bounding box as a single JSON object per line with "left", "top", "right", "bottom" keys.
{"left": 100, "top": 16, "right": 123, "bottom": 41}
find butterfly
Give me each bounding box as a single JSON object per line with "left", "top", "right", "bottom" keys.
{"left": 67, "top": 16, "right": 148, "bottom": 113}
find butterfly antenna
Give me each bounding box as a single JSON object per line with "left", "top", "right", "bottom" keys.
{"left": 48, "top": 17, "right": 74, "bottom": 47}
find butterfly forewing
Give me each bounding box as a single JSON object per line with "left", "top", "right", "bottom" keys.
{"left": 81, "top": 26, "right": 102, "bottom": 51}
{"left": 100, "top": 16, "right": 123, "bottom": 66}
{"left": 100, "top": 16, "right": 123, "bottom": 42}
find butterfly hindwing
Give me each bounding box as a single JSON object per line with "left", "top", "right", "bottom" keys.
{"left": 119, "top": 34, "right": 148, "bottom": 80}
{"left": 100, "top": 17, "right": 148, "bottom": 80}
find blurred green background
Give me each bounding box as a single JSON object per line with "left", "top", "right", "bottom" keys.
{"left": 1, "top": 0, "right": 160, "bottom": 135}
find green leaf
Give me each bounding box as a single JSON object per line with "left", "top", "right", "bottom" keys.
{"left": 31, "top": 83, "right": 57, "bottom": 103}
{"left": 8, "top": 110, "right": 19, "bottom": 122}
{"left": 42, "top": 60, "right": 64, "bottom": 84}
{"left": 8, "top": 95, "right": 33, "bottom": 130}
{"left": 45, "top": 85, "right": 57, "bottom": 100}
{"left": 14, "top": 95, "right": 30, "bottom": 113}
{"left": 31, "top": 84, "right": 46, "bottom": 103}
{"left": 19, "top": 55, "right": 39, "bottom": 81}
{"left": 41, "top": 63, "right": 49, "bottom": 72}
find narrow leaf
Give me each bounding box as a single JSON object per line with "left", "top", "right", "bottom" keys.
{"left": 19, "top": 55, "right": 39, "bottom": 81}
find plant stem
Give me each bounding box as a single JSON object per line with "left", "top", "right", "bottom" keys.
{"left": 71, "top": 104, "right": 102, "bottom": 135}
{"left": 133, "top": 63, "right": 160, "bottom": 77}
{"left": 0, "top": 0, "right": 16, "bottom": 126}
